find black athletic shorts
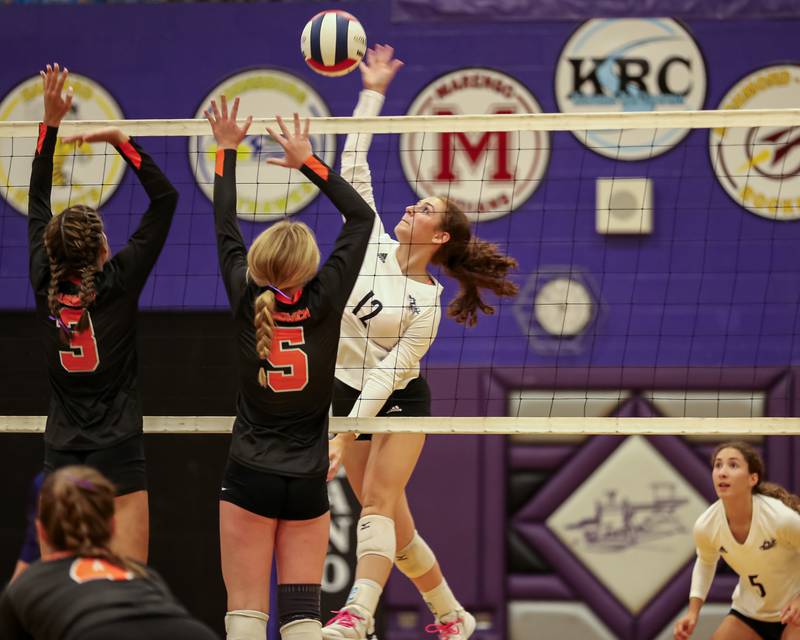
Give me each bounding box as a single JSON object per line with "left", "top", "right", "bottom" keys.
{"left": 332, "top": 377, "right": 431, "bottom": 441}
{"left": 44, "top": 434, "right": 147, "bottom": 496}
{"left": 729, "top": 609, "right": 786, "bottom": 640}
{"left": 79, "top": 616, "right": 218, "bottom": 640}
{"left": 220, "top": 458, "right": 329, "bottom": 521}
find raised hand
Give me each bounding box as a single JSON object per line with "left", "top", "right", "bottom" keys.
{"left": 266, "top": 113, "right": 312, "bottom": 170}
{"left": 204, "top": 95, "right": 253, "bottom": 151}
{"left": 63, "top": 127, "right": 128, "bottom": 148}
{"left": 40, "top": 63, "right": 73, "bottom": 128}
{"left": 359, "top": 44, "right": 404, "bottom": 95}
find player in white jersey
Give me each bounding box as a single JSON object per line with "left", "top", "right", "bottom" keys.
{"left": 674, "top": 441, "right": 800, "bottom": 640}
{"left": 322, "top": 46, "right": 518, "bottom": 640}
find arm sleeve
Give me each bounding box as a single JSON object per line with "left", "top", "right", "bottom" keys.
{"left": 28, "top": 123, "right": 58, "bottom": 293}
{"left": 777, "top": 508, "right": 800, "bottom": 551}
{"left": 349, "top": 306, "right": 441, "bottom": 418}
{"left": 299, "top": 155, "right": 375, "bottom": 311}
{"left": 107, "top": 139, "right": 179, "bottom": 291}
{"left": 213, "top": 149, "right": 249, "bottom": 312}
{"left": 340, "top": 90, "right": 388, "bottom": 248}
{"left": 0, "top": 589, "right": 30, "bottom": 640}
{"left": 689, "top": 523, "right": 720, "bottom": 602}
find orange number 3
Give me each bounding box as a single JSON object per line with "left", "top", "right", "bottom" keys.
{"left": 57, "top": 308, "right": 100, "bottom": 373}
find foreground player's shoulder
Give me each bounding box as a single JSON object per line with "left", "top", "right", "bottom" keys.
{"left": 693, "top": 500, "right": 723, "bottom": 539}
{"left": 758, "top": 495, "right": 800, "bottom": 536}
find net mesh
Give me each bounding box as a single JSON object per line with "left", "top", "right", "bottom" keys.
{"left": 1, "top": 110, "right": 799, "bottom": 431}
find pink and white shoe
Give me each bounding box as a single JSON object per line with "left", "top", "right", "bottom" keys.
{"left": 322, "top": 606, "right": 374, "bottom": 640}
{"left": 425, "top": 610, "right": 476, "bottom": 640}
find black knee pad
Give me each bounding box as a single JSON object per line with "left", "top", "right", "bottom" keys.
{"left": 277, "top": 583, "right": 321, "bottom": 627}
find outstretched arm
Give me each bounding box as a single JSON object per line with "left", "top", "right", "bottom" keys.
{"left": 29, "top": 64, "right": 73, "bottom": 292}
{"left": 205, "top": 95, "right": 253, "bottom": 311}
{"left": 340, "top": 44, "right": 403, "bottom": 216}
{"left": 64, "top": 127, "right": 179, "bottom": 292}
{"left": 267, "top": 114, "right": 375, "bottom": 301}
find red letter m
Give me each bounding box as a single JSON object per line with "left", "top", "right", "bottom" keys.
{"left": 435, "top": 109, "right": 513, "bottom": 181}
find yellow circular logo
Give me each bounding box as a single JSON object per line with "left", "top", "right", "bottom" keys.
{"left": 189, "top": 69, "right": 335, "bottom": 221}
{"left": 0, "top": 74, "right": 126, "bottom": 216}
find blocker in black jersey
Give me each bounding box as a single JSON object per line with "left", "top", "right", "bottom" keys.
{"left": 29, "top": 124, "right": 178, "bottom": 451}
{"left": 0, "top": 556, "right": 213, "bottom": 640}
{"left": 214, "top": 150, "right": 373, "bottom": 478}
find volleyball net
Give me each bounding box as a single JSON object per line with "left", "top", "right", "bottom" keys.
{"left": 1, "top": 108, "right": 799, "bottom": 436}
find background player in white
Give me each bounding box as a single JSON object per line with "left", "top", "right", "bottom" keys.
{"left": 323, "top": 46, "right": 518, "bottom": 640}
{"left": 674, "top": 441, "right": 800, "bottom": 640}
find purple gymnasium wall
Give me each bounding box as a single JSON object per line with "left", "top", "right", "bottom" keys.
{"left": 1, "top": 3, "right": 799, "bottom": 640}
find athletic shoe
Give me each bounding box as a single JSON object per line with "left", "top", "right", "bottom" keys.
{"left": 322, "top": 606, "right": 374, "bottom": 640}
{"left": 425, "top": 610, "right": 476, "bottom": 639}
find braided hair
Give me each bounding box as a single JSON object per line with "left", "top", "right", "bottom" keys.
{"left": 431, "top": 198, "right": 519, "bottom": 327}
{"left": 247, "top": 220, "right": 320, "bottom": 388}
{"left": 43, "top": 205, "right": 105, "bottom": 343}
{"left": 38, "top": 465, "right": 146, "bottom": 576}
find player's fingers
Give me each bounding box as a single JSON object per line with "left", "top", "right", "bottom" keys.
{"left": 210, "top": 99, "right": 221, "bottom": 121}
{"left": 265, "top": 127, "right": 286, "bottom": 146}
{"left": 293, "top": 112, "right": 301, "bottom": 136}
{"left": 230, "top": 96, "right": 239, "bottom": 121}
{"left": 303, "top": 117, "right": 310, "bottom": 138}
{"left": 63, "top": 88, "right": 74, "bottom": 113}
{"left": 275, "top": 115, "right": 290, "bottom": 138}
{"left": 266, "top": 157, "right": 289, "bottom": 168}
{"left": 220, "top": 94, "right": 229, "bottom": 120}
{"left": 241, "top": 115, "right": 253, "bottom": 137}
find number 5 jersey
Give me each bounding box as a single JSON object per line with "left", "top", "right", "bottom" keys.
{"left": 213, "top": 150, "right": 374, "bottom": 477}
{"left": 690, "top": 494, "right": 800, "bottom": 621}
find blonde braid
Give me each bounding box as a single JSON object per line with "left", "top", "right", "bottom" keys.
{"left": 255, "top": 289, "right": 276, "bottom": 388}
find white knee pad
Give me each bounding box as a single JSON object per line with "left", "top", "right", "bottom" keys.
{"left": 395, "top": 530, "right": 436, "bottom": 578}
{"left": 356, "top": 514, "right": 396, "bottom": 562}
{"left": 280, "top": 618, "right": 322, "bottom": 639}
{"left": 225, "top": 609, "right": 269, "bottom": 640}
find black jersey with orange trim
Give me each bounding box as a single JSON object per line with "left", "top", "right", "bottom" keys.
{"left": 214, "top": 149, "right": 373, "bottom": 477}
{"left": 0, "top": 556, "right": 192, "bottom": 640}
{"left": 29, "top": 125, "right": 179, "bottom": 451}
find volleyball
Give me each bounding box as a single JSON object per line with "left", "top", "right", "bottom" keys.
{"left": 301, "top": 10, "right": 367, "bottom": 77}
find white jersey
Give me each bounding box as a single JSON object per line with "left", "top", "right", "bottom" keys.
{"left": 335, "top": 90, "right": 443, "bottom": 418}
{"left": 690, "top": 494, "right": 800, "bottom": 621}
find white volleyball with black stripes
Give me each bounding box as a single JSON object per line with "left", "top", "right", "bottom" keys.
{"left": 301, "top": 10, "right": 367, "bottom": 77}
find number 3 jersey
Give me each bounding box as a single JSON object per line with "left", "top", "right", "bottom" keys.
{"left": 29, "top": 125, "right": 178, "bottom": 451}
{"left": 690, "top": 494, "right": 800, "bottom": 621}
{"left": 214, "top": 150, "right": 374, "bottom": 477}
{"left": 335, "top": 90, "right": 444, "bottom": 419}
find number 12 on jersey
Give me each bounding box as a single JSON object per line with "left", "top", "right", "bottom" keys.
{"left": 267, "top": 326, "right": 309, "bottom": 392}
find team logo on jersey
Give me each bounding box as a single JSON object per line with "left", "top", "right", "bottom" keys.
{"left": 555, "top": 18, "right": 707, "bottom": 161}
{"left": 709, "top": 65, "right": 800, "bottom": 221}
{"left": 0, "top": 74, "right": 126, "bottom": 216}
{"left": 407, "top": 294, "right": 420, "bottom": 315}
{"left": 189, "top": 69, "right": 335, "bottom": 221}
{"left": 69, "top": 558, "right": 133, "bottom": 583}
{"left": 399, "top": 68, "right": 550, "bottom": 222}
{"left": 759, "top": 538, "right": 777, "bottom": 551}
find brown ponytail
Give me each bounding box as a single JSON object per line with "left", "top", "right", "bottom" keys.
{"left": 712, "top": 441, "right": 800, "bottom": 514}
{"left": 431, "top": 198, "right": 519, "bottom": 327}
{"left": 39, "top": 465, "right": 146, "bottom": 577}
{"left": 43, "top": 205, "right": 104, "bottom": 343}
